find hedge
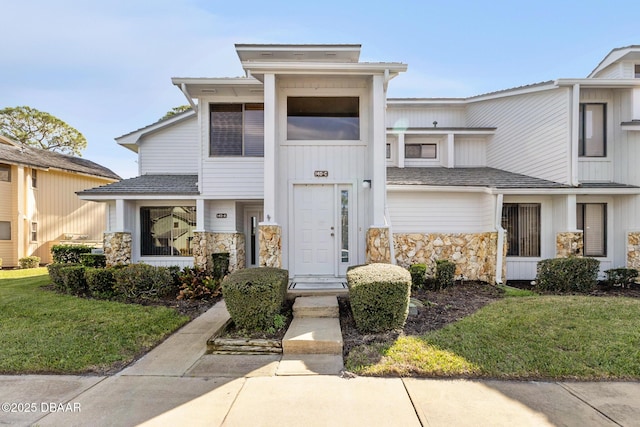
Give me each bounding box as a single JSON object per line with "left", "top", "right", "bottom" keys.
{"left": 112, "top": 264, "right": 175, "bottom": 300}
{"left": 536, "top": 257, "right": 600, "bottom": 293}
{"left": 51, "top": 244, "right": 92, "bottom": 264}
{"left": 85, "top": 267, "right": 116, "bottom": 299}
{"left": 221, "top": 267, "right": 289, "bottom": 331}
{"left": 347, "top": 263, "right": 411, "bottom": 333}
{"left": 61, "top": 265, "right": 87, "bottom": 296}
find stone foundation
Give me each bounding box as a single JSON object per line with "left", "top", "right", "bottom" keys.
{"left": 556, "top": 232, "right": 583, "bottom": 258}
{"left": 193, "top": 232, "right": 245, "bottom": 272}
{"left": 366, "top": 227, "right": 392, "bottom": 264}
{"left": 393, "top": 232, "right": 503, "bottom": 284}
{"left": 627, "top": 232, "right": 640, "bottom": 270}
{"left": 103, "top": 232, "right": 132, "bottom": 266}
{"left": 259, "top": 224, "right": 282, "bottom": 268}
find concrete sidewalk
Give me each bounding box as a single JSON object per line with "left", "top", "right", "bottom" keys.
{"left": 1, "top": 301, "right": 639, "bottom": 426}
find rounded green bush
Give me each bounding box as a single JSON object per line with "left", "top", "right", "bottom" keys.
{"left": 347, "top": 263, "right": 411, "bottom": 333}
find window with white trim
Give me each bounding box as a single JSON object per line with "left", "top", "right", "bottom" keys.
{"left": 30, "top": 222, "right": 37, "bottom": 242}
{"left": 577, "top": 203, "right": 607, "bottom": 257}
{"left": 140, "top": 207, "right": 196, "bottom": 256}
{"left": 635, "top": 64, "right": 640, "bottom": 78}
{"left": 405, "top": 144, "right": 437, "bottom": 159}
{"left": 579, "top": 103, "right": 606, "bottom": 157}
{"left": 210, "top": 103, "right": 264, "bottom": 156}
{"left": 502, "top": 203, "right": 541, "bottom": 257}
{"left": 287, "top": 97, "right": 359, "bottom": 140}
{"left": 31, "top": 169, "right": 37, "bottom": 188}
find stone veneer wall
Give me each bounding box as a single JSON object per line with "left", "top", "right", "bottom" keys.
{"left": 193, "top": 231, "right": 245, "bottom": 272}
{"left": 259, "top": 224, "right": 282, "bottom": 268}
{"left": 393, "top": 232, "right": 502, "bottom": 284}
{"left": 627, "top": 232, "right": 640, "bottom": 270}
{"left": 366, "top": 227, "right": 392, "bottom": 264}
{"left": 556, "top": 232, "right": 584, "bottom": 258}
{"left": 103, "top": 232, "right": 132, "bottom": 266}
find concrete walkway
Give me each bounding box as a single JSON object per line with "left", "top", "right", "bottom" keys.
{"left": 1, "top": 301, "right": 639, "bottom": 427}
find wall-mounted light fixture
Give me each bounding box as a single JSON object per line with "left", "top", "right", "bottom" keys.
{"left": 362, "top": 179, "right": 372, "bottom": 189}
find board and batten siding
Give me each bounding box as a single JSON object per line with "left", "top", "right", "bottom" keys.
{"left": 578, "top": 88, "right": 614, "bottom": 182}
{"left": 467, "top": 88, "right": 571, "bottom": 184}
{"left": 387, "top": 191, "right": 495, "bottom": 233}
{"left": 454, "top": 137, "right": 488, "bottom": 167}
{"left": 138, "top": 116, "right": 199, "bottom": 175}
{"left": 0, "top": 168, "right": 17, "bottom": 267}
{"left": 386, "top": 105, "right": 467, "bottom": 128}
{"left": 32, "top": 170, "right": 112, "bottom": 263}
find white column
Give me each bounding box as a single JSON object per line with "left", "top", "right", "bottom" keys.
{"left": 570, "top": 83, "right": 580, "bottom": 186}
{"left": 263, "top": 73, "right": 277, "bottom": 224}
{"left": 372, "top": 74, "right": 386, "bottom": 226}
{"left": 195, "top": 199, "right": 206, "bottom": 232}
{"left": 447, "top": 133, "right": 455, "bottom": 168}
{"left": 397, "top": 132, "right": 405, "bottom": 168}
{"left": 115, "top": 199, "right": 125, "bottom": 232}
{"left": 566, "top": 194, "right": 577, "bottom": 231}
{"left": 633, "top": 88, "right": 640, "bottom": 121}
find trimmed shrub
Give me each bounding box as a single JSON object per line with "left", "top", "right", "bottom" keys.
{"left": 51, "top": 244, "right": 92, "bottom": 264}
{"left": 112, "top": 264, "right": 175, "bottom": 300}
{"left": 19, "top": 256, "right": 40, "bottom": 269}
{"left": 409, "top": 264, "right": 427, "bottom": 290}
{"left": 177, "top": 267, "right": 221, "bottom": 300}
{"left": 212, "top": 252, "right": 230, "bottom": 280}
{"left": 536, "top": 257, "right": 600, "bottom": 293}
{"left": 605, "top": 268, "right": 638, "bottom": 289}
{"left": 79, "top": 253, "right": 107, "bottom": 268}
{"left": 61, "top": 265, "right": 87, "bottom": 295}
{"left": 347, "top": 263, "right": 411, "bottom": 333}
{"left": 222, "top": 267, "right": 289, "bottom": 331}
{"left": 85, "top": 267, "right": 116, "bottom": 299}
{"left": 435, "top": 259, "right": 456, "bottom": 290}
{"left": 47, "top": 263, "right": 74, "bottom": 291}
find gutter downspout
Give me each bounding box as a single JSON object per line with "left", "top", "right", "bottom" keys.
{"left": 180, "top": 83, "right": 198, "bottom": 113}
{"left": 570, "top": 83, "right": 580, "bottom": 186}
{"left": 494, "top": 193, "right": 505, "bottom": 285}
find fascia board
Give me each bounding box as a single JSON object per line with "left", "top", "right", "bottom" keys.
{"left": 241, "top": 62, "right": 407, "bottom": 75}
{"left": 556, "top": 78, "right": 640, "bottom": 88}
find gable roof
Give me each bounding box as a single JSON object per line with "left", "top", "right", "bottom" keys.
{"left": 115, "top": 108, "right": 197, "bottom": 152}
{"left": 0, "top": 135, "right": 120, "bottom": 180}
{"left": 77, "top": 174, "right": 198, "bottom": 196}
{"left": 589, "top": 45, "right": 640, "bottom": 78}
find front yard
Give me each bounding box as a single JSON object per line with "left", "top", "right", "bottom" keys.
{"left": 344, "top": 284, "right": 640, "bottom": 380}
{"left": 0, "top": 268, "right": 189, "bottom": 374}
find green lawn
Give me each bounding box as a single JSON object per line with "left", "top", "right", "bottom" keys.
{"left": 345, "top": 292, "right": 640, "bottom": 380}
{"left": 0, "top": 268, "right": 189, "bottom": 374}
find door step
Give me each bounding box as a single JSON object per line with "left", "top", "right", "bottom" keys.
{"left": 282, "top": 296, "right": 344, "bottom": 358}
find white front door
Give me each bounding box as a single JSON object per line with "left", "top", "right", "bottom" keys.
{"left": 292, "top": 184, "right": 353, "bottom": 277}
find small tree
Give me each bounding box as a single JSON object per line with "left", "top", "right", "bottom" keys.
{"left": 160, "top": 105, "right": 192, "bottom": 121}
{"left": 0, "top": 106, "right": 87, "bottom": 156}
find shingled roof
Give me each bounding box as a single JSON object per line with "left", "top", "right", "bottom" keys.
{"left": 78, "top": 174, "right": 199, "bottom": 196}
{"left": 387, "top": 167, "right": 571, "bottom": 189}
{"left": 0, "top": 138, "right": 120, "bottom": 180}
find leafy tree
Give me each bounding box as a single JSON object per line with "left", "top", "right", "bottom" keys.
{"left": 0, "top": 106, "right": 87, "bottom": 156}
{"left": 160, "top": 105, "right": 192, "bottom": 121}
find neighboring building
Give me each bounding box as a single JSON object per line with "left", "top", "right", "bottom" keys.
{"left": 0, "top": 135, "right": 120, "bottom": 267}
{"left": 79, "top": 44, "right": 640, "bottom": 285}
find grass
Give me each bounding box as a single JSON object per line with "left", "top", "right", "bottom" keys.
{"left": 345, "top": 293, "right": 640, "bottom": 380}
{"left": 0, "top": 268, "right": 189, "bottom": 374}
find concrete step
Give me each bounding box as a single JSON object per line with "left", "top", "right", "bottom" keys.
{"left": 282, "top": 317, "right": 343, "bottom": 355}
{"left": 276, "top": 354, "right": 344, "bottom": 376}
{"left": 293, "top": 296, "right": 339, "bottom": 318}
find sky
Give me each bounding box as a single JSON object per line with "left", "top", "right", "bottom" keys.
{"left": 2, "top": 0, "right": 638, "bottom": 179}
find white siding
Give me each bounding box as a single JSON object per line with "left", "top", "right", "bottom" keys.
{"left": 201, "top": 158, "right": 264, "bottom": 198}
{"left": 138, "top": 116, "right": 199, "bottom": 174}
{"left": 386, "top": 105, "right": 466, "bottom": 128}
{"left": 387, "top": 191, "right": 494, "bottom": 233}
{"left": 207, "top": 200, "right": 237, "bottom": 232}
{"left": 595, "top": 63, "right": 622, "bottom": 79}
{"left": 454, "top": 137, "right": 487, "bottom": 167}
{"left": 578, "top": 159, "right": 613, "bottom": 181}
{"left": 467, "top": 88, "right": 571, "bottom": 183}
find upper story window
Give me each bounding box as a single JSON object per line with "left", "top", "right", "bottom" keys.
{"left": 0, "top": 164, "right": 10, "bottom": 182}
{"left": 210, "top": 103, "right": 264, "bottom": 157}
{"left": 287, "top": 97, "right": 359, "bottom": 140}
{"left": 635, "top": 64, "right": 640, "bottom": 78}
{"left": 579, "top": 103, "right": 606, "bottom": 157}
{"left": 405, "top": 143, "right": 437, "bottom": 159}
{"left": 31, "top": 169, "right": 37, "bottom": 188}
